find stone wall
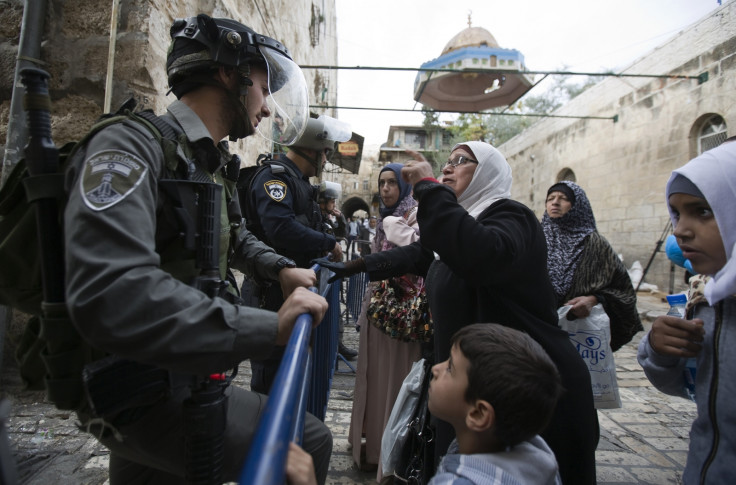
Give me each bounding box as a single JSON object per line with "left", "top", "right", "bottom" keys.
{"left": 0, "top": 0, "right": 337, "bottom": 358}
{"left": 0, "top": 0, "right": 338, "bottom": 169}
{"left": 499, "top": 1, "right": 736, "bottom": 292}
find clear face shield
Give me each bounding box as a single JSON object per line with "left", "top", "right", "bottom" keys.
{"left": 319, "top": 115, "right": 352, "bottom": 162}
{"left": 256, "top": 47, "right": 309, "bottom": 145}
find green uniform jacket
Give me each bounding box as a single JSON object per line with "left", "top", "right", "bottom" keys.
{"left": 64, "top": 100, "right": 285, "bottom": 375}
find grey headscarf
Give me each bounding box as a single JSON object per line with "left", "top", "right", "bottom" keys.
{"left": 541, "top": 181, "right": 597, "bottom": 300}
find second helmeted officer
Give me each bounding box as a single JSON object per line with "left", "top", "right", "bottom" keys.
{"left": 244, "top": 114, "right": 351, "bottom": 393}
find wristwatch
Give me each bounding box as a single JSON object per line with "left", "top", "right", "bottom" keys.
{"left": 274, "top": 257, "right": 297, "bottom": 271}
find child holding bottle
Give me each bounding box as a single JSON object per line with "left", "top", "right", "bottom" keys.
{"left": 637, "top": 140, "right": 736, "bottom": 483}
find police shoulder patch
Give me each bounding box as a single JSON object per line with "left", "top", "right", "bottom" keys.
{"left": 264, "top": 180, "right": 287, "bottom": 202}
{"left": 80, "top": 149, "right": 148, "bottom": 211}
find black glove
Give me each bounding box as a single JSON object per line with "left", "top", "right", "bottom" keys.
{"left": 312, "top": 256, "right": 367, "bottom": 283}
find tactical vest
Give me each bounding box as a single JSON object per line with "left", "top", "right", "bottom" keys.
{"left": 150, "top": 114, "right": 241, "bottom": 290}
{"left": 243, "top": 157, "right": 324, "bottom": 267}
{"left": 9, "top": 108, "right": 240, "bottom": 412}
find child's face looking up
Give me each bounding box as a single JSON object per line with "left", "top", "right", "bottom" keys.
{"left": 428, "top": 344, "right": 472, "bottom": 426}
{"left": 669, "top": 193, "right": 727, "bottom": 276}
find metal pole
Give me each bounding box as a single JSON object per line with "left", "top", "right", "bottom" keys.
{"left": 0, "top": 0, "right": 48, "bottom": 381}
{"left": 1, "top": 0, "right": 49, "bottom": 188}
{"left": 103, "top": 0, "right": 121, "bottom": 113}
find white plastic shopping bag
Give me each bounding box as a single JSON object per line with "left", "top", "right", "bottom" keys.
{"left": 381, "top": 358, "right": 426, "bottom": 476}
{"left": 558, "top": 304, "right": 622, "bottom": 409}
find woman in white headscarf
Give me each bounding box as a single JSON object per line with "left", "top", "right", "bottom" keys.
{"left": 638, "top": 140, "right": 736, "bottom": 484}
{"left": 322, "top": 142, "right": 599, "bottom": 485}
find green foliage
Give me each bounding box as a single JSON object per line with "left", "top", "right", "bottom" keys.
{"left": 422, "top": 106, "right": 439, "bottom": 132}
{"left": 448, "top": 113, "right": 490, "bottom": 143}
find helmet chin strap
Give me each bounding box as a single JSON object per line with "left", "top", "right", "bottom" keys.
{"left": 227, "top": 89, "right": 254, "bottom": 141}
{"left": 291, "top": 147, "right": 322, "bottom": 178}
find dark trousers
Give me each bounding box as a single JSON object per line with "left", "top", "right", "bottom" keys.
{"left": 250, "top": 283, "right": 286, "bottom": 394}
{"left": 92, "top": 384, "right": 332, "bottom": 484}
{"left": 250, "top": 345, "right": 285, "bottom": 394}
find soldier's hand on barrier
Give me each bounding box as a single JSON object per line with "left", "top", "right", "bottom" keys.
{"left": 279, "top": 267, "right": 318, "bottom": 298}
{"left": 312, "top": 256, "right": 366, "bottom": 283}
{"left": 276, "top": 287, "right": 328, "bottom": 345}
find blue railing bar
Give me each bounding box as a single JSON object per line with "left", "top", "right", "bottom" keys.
{"left": 239, "top": 312, "right": 312, "bottom": 484}
{"left": 239, "top": 264, "right": 323, "bottom": 484}
{"left": 291, "top": 350, "right": 312, "bottom": 445}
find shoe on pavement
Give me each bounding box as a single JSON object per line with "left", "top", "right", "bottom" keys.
{"left": 338, "top": 342, "right": 358, "bottom": 360}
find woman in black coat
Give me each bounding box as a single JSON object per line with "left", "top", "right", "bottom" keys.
{"left": 323, "top": 141, "right": 599, "bottom": 484}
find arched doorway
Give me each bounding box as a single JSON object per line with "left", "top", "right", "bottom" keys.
{"left": 341, "top": 196, "right": 370, "bottom": 220}
{"left": 556, "top": 167, "right": 576, "bottom": 183}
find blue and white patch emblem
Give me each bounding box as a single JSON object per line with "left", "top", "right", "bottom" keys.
{"left": 265, "top": 180, "right": 287, "bottom": 202}
{"left": 80, "top": 149, "right": 148, "bottom": 211}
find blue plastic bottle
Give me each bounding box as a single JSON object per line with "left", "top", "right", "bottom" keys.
{"left": 666, "top": 294, "right": 696, "bottom": 402}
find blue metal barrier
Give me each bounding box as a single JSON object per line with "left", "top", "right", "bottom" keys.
{"left": 346, "top": 270, "right": 368, "bottom": 325}
{"left": 238, "top": 266, "right": 340, "bottom": 484}
{"left": 238, "top": 311, "right": 312, "bottom": 484}
{"left": 309, "top": 279, "right": 340, "bottom": 420}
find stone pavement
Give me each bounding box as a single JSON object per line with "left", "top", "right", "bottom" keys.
{"left": 0, "top": 290, "right": 695, "bottom": 484}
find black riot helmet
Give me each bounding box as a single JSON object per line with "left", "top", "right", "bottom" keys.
{"left": 167, "top": 14, "right": 308, "bottom": 143}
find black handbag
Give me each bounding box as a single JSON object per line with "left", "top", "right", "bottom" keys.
{"left": 394, "top": 359, "right": 435, "bottom": 484}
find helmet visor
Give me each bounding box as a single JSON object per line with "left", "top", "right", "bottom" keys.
{"left": 257, "top": 47, "right": 309, "bottom": 145}
{"left": 320, "top": 115, "right": 353, "bottom": 144}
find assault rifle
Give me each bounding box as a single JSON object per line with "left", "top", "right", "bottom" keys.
{"left": 167, "top": 179, "right": 234, "bottom": 485}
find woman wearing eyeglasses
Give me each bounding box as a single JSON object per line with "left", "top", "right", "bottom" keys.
{"left": 321, "top": 141, "right": 599, "bottom": 484}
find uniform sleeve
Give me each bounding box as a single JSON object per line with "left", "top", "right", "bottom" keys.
{"left": 229, "top": 225, "right": 284, "bottom": 281}
{"left": 64, "top": 122, "right": 278, "bottom": 375}
{"left": 251, "top": 169, "right": 336, "bottom": 255}
{"left": 636, "top": 333, "right": 689, "bottom": 399}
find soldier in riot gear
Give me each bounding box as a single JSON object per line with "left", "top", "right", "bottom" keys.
{"left": 63, "top": 14, "right": 332, "bottom": 483}
{"left": 319, "top": 180, "right": 348, "bottom": 240}
{"left": 243, "top": 115, "right": 355, "bottom": 393}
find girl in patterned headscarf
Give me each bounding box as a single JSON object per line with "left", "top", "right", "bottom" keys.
{"left": 542, "top": 180, "right": 642, "bottom": 351}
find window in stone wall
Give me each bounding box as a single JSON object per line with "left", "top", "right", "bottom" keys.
{"left": 556, "top": 168, "right": 576, "bottom": 183}
{"left": 698, "top": 115, "right": 727, "bottom": 154}
{"left": 405, "top": 130, "right": 426, "bottom": 148}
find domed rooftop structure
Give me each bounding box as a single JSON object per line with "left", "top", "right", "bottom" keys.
{"left": 414, "top": 15, "right": 533, "bottom": 112}
{"left": 441, "top": 24, "right": 499, "bottom": 55}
